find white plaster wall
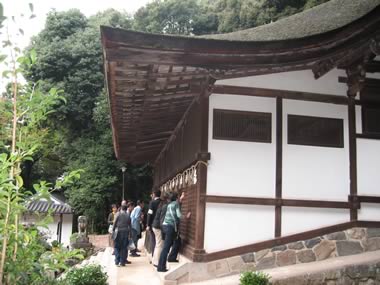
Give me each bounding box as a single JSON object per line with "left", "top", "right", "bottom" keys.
{"left": 217, "top": 69, "right": 348, "bottom": 96}
{"left": 204, "top": 203, "right": 274, "bottom": 252}
{"left": 207, "top": 94, "right": 276, "bottom": 198}
{"left": 61, "top": 214, "right": 73, "bottom": 247}
{"left": 23, "top": 214, "right": 73, "bottom": 247}
{"left": 282, "top": 207, "right": 349, "bottom": 236}
{"left": 282, "top": 100, "right": 350, "bottom": 201}
{"left": 357, "top": 139, "right": 380, "bottom": 196}
{"left": 358, "top": 203, "right": 380, "bottom": 221}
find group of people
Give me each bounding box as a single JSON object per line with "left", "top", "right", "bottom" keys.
{"left": 108, "top": 189, "right": 189, "bottom": 272}
{"left": 107, "top": 200, "right": 144, "bottom": 266}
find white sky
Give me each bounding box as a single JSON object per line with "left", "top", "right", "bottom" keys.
{"left": 2, "top": 0, "right": 152, "bottom": 44}
{"left": 0, "top": 0, "right": 151, "bottom": 92}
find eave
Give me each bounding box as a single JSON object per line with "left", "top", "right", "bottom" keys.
{"left": 101, "top": 5, "right": 380, "bottom": 163}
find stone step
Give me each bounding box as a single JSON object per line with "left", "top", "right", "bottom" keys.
{"left": 180, "top": 250, "right": 380, "bottom": 285}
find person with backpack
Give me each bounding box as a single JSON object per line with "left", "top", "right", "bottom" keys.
{"left": 157, "top": 191, "right": 188, "bottom": 272}
{"left": 151, "top": 192, "right": 169, "bottom": 267}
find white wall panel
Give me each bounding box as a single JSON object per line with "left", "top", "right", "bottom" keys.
{"left": 358, "top": 203, "right": 380, "bottom": 221}
{"left": 282, "top": 207, "right": 349, "bottom": 236}
{"left": 204, "top": 203, "right": 274, "bottom": 252}
{"left": 282, "top": 100, "right": 350, "bottom": 201}
{"left": 357, "top": 139, "right": 380, "bottom": 196}
{"left": 217, "top": 69, "right": 348, "bottom": 96}
{"left": 61, "top": 214, "right": 73, "bottom": 246}
{"left": 207, "top": 94, "right": 276, "bottom": 198}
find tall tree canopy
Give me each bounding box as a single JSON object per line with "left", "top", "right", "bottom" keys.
{"left": 133, "top": 0, "right": 330, "bottom": 35}
{"left": 23, "top": 9, "right": 151, "bottom": 232}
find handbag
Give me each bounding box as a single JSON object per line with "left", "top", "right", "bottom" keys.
{"left": 112, "top": 228, "right": 118, "bottom": 240}
{"left": 128, "top": 239, "right": 136, "bottom": 251}
{"left": 108, "top": 224, "right": 113, "bottom": 234}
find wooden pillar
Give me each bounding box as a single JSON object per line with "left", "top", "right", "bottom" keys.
{"left": 346, "top": 61, "right": 366, "bottom": 221}
{"left": 275, "top": 97, "right": 283, "bottom": 237}
{"left": 347, "top": 94, "right": 358, "bottom": 220}
{"left": 193, "top": 84, "right": 211, "bottom": 261}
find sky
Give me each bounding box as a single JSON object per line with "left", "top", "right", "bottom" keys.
{"left": 0, "top": 0, "right": 151, "bottom": 91}
{"left": 2, "top": 0, "right": 152, "bottom": 45}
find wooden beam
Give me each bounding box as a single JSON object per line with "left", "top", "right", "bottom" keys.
{"left": 356, "top": 133, "right": 380, "bottom": 140}
{"left": 205, "top": 195, "right": 351, "bottom": 209}
{"left": 212, "top": 85, "right": 348, "bottom": 105}
{"left": 356, "top": 195, "right": 380, "bottom": 204}
{"left": 275, "top": 97, "right": 283, "bottom": 238}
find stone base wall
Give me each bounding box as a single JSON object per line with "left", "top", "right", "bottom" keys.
{"left": 272, "top": 261, "right": 380, "bottom": 285}
{"left": 164, "top": 227, "right": 380, "bottom": 284}
{"left": 253, "top": 228, "right": 380, "bottom": 271}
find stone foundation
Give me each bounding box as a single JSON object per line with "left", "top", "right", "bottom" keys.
{"left": 271, "top": 261, "right": 380, "bottom": 285}
{"left": 164, "top": 227, "right": 380, "bottom": 284}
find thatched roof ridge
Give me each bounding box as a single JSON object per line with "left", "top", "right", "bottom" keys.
{"left": 200, "top": 0, "right": 380, "bottom": 42}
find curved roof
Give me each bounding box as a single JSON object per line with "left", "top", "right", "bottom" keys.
{"left": 201, "top": 0, "right": 380, "bottom": 41}
{"left": 101, "top": 1, "right": 380, "bottom": 162}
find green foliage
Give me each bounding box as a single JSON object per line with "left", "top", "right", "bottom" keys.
{"left": 133, "top": 0, "right": 331, "bottom": 35}
{"left": 63, "top": 265, "right": 108, "bottom": 285}
{"left": 70, "top": 233, "right": 79, "bottom": 243}
{"left": 240, "top": 271, "right": 271, "bottom": 285}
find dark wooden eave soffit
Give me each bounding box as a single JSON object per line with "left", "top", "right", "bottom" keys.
{"left": 101, "top": 5, "right": 380, "bottom": 162}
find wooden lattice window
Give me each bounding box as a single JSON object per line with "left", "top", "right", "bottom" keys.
{"left": 288, "top": 114, "right": 344, "bottom": 148}
{"left": 361, "top": 87, "right": 380, "bottom": 135}
{"left": 213, "top": 109, "right": 272, "bottom": 143}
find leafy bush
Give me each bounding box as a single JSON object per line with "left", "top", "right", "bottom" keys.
{"left": 240, "top": 271, "right": 270, "bottom": 285}
{"left": 63, "top": 265, "right": 108, "bottom": 285}
{"left": 70, "top": 233, "right": 79, "bottom": 243}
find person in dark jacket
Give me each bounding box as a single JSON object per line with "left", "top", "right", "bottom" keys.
{"left": 151, "top": 192, "right": 169, "bottom": 267}
{"left": 146, "top": 190, "right": 162, "bottom": 256}
{"left": 113, "top": 204, "right": 131, "bottom": 266}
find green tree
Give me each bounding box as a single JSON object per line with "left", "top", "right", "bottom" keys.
{"left": 24, "top": 9, "right": 151, "bottom": 233}
{"left": 133, "top": 0, "right": 201, "bottom": 35}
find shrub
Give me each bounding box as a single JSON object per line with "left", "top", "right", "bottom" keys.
{"left": 70, "top": 233, "right": 79, "bottom": 244}
{"left": 63, "top": 265, "right": 108, "bottom": 285}
{"left": 240, "top": 271, "right": 270, "bottom": 285}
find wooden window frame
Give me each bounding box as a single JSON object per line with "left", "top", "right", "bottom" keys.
{"left": 361, "top": 87, "right": 380, "bottom": 136}
{"left": 287, "top": 114, "right": 344, "bottom": 148}
{"left": 212, "top": 109, "right": 272, "bottom": 143}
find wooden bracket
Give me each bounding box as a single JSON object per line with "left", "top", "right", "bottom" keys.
{"left": 370, "top": 38, "right": 380, "bottom": 56}
{"left": 345, "top": 59, "right": 368, "bottom": 97}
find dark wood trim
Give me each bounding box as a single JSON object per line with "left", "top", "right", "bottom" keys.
{"left": 200, "top": 220, "right": 380, "bottom": 262}
{"left": 340, "top": 76, "right": 380, "bottom": 88}
{"left": 275, "top": 98, "right": 283, "bottom": 238}
{"left": 355, "top": 195, "right": 380, "bottom": 204}
{"left": 287, "top": 114, "right": 344, "bottom": 148}
{"left": 355, "top": 100, "right": 380, "bottom": 108}
{"left": 205, "top": 195, "right": 351, "bottom": 209}
{"left": 194, "top": 87, "right": 210, "bottom": 254}
{"left": 212, "top": 85, "right": 348, "bottom": 105}
{"left": 356, "top": 133, "right": 380, "bottom": 140}
{"left": 348, "top": 95, "right": 358, "bottom": 220}
{"left": 212, "top": 109, "right": 272, "bottom": 143}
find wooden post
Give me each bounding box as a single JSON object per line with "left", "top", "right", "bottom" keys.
{"left": 193, "top": 83, "right": 211, "bottom": 261}
{"left": 275, "top": 97, "right": 283, "bottom": 237}
{"left": 345, "top": 60, "right": 367, "bottom": 220}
